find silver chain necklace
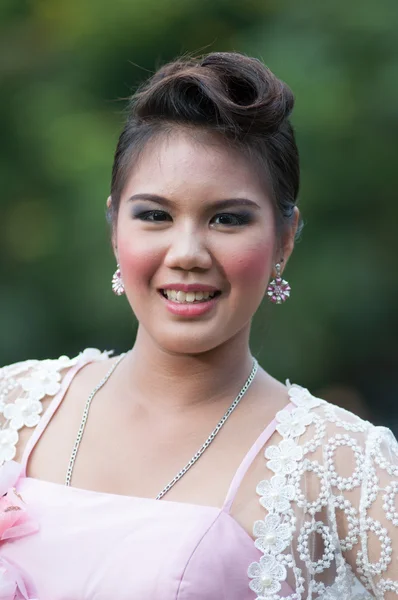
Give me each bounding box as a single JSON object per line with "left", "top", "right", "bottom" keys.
{"left": 65, "top": 353, "right": 259, "bottom": 499}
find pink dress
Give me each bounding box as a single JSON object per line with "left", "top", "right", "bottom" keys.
{"left": 0, "top": 352, "right": 294, "bottom": 599}
{"left": 1, "top": 349, "right": 396, "bottom": 599}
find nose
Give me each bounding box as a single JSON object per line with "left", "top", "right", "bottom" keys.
{"left": 164, "top": 227, "right": 212, "bottom": 271}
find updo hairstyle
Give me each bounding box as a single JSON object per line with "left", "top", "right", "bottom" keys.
{"left": 109, "top": 52, "right": 301, "bottom": 237}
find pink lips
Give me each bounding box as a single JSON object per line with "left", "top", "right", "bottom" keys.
{"left": 158, "top": 284, "right": 221, "bottom": 317}
{"left": 161, "top": 294, "right": 220, "bottom": 316}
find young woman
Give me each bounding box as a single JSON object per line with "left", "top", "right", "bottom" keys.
{"left": 0, "top": 52, "right": 396, "bottom": 600}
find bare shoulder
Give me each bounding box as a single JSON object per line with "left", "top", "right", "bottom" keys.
{"left": 63, "top": 351, "right": 119, "bottom": 395}
{"left": 244, "top": 367, "right": 292, "bottom": 424}
{"left": 0, "top": 348, "right": 111, "bottom": 465}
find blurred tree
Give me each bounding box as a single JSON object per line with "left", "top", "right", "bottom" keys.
{"left": 0, "top": 0, "right": 397, "bottom": 424}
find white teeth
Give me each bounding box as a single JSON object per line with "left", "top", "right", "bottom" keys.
{"left": 163, "top": 289, "right": 217, "bottom": 303}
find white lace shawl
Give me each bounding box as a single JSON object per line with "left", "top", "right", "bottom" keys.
{"left": 0, "top": 350, "right": 397, "bottom": 600}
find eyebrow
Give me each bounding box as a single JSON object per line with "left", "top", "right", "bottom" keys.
{"left": 127, "top": 193, "right": 261, "bottom": 211}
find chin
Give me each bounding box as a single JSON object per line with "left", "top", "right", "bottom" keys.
{"left": 156, "top": 335, "right": 222, "bottom": 356}
{"left": 148, "top": 323, "right": 233, "bottom": 356}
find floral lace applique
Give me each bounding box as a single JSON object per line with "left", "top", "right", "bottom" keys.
{"left": 0, "top": 348, "right": 110, "bottom": 466}
{"left": 0, "top": 348, "right": 111, "bottom": 599}
{"left": 248, "top": 382, "right": 397, "bottom": 599}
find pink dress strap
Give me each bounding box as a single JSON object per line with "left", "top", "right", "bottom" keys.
{"left": 222, "top": 401, "right": 295, "bottom": 513}
{"left": 20, "top": 357, "right": 94, "bottom": 477}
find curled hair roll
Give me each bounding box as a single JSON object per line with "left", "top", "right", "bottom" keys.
{"left": 110, "top": 51, "right": 301, "bottom": 235}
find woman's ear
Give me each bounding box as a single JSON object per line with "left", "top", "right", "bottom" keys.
{"left": 106, "top": 196, "right": 118, "bottom": 259}
{"left": 281, "top": 207, "right": 300, "bottom": 270}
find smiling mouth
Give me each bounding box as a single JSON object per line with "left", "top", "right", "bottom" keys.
{"left": 159, "top": 289, "right": 222, "bottom": 303}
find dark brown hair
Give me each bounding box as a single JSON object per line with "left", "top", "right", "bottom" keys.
{"left": 109, "top": 52, "right": 301, "bottom": 236}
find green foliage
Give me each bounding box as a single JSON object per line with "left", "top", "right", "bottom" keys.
{"left": 1, "top": 0, "right": 397, "bottom": 422}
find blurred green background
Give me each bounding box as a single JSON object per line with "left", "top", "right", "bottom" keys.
{"left": 1, "top": 0, "right": 397, "bottom": 427}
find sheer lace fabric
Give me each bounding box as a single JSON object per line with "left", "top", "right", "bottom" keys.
{"left": 0, "top": 349, "right": 109, "bottom": 464}
{"left": 0, "top": 351, "right": 397, "bottom": 599}
{"left": 248, "top": 384, "right": 398, "bottom": 600}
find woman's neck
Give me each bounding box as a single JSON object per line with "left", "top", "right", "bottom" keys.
{"left": 120, "top": 325, "right": 256, "bottom": 415}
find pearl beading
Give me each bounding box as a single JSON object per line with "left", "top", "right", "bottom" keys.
{"left": 248, "top": 382, "right": 398, "bottom": 600}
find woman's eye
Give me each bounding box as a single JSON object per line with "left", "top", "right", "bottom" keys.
{"left": 211, "top": 212, "right": 252, "bottom": 227}
{"left": 135, "top": 210, "right": 172, "bottom": 222}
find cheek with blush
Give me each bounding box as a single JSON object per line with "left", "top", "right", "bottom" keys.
{"left": 117, "top": 237, "right": 163, "bottom": 295}
{"left": 222, "top": 240, "right": 274, "bottom": 293}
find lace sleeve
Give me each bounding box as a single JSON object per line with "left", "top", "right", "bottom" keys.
{"left": 0, "top": 349, "right": 109, "bottom": 465}
{"left": 352, "top": 424, "right": 398, "bottom": 597}
{"left": 318, "top": 405, "right": 398, "bottom": 599}
{"left": 247, "top": 383, "right": 398, "bottom": 600}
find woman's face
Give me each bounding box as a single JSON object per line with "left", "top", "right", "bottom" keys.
{"left": 114, "top": 130, "right": 293, "bottom": 355}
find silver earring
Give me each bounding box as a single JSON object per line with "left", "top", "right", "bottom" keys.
{"left": 112, "top": 264, "right": 125, "bottom": 296}
{"left": 267, "top": 263, "right": 291, "bottom": 304}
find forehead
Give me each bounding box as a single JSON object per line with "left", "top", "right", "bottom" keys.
{"left": 122, "top": 130, "right": 269, "bottom": 202}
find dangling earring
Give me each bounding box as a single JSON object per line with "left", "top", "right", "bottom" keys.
{"left": 267, "top": 263, "right": 291, "bottom": 304}
{"left": 112, "top": 264, "right": 125, "bottom": 296}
